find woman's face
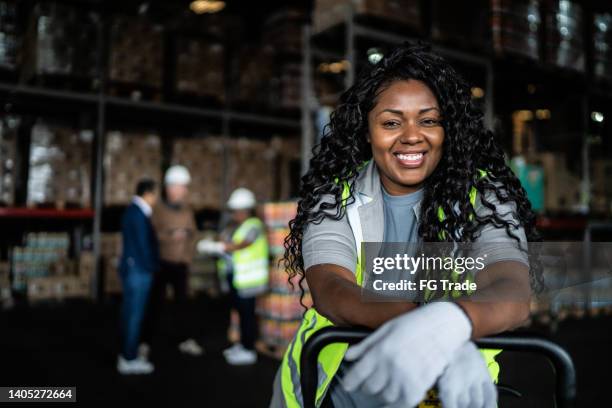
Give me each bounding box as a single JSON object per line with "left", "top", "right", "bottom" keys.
{"left": 367, "top": 79, "right": 445, "bottom": 195}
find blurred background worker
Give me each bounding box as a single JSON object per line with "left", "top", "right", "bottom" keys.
{"left": 117, "top": 179, "right": 159, "bottom": 375}
{"left": 198, "top": 188, "right": 269, "bottom": 365}
{"left": 141, "top": 165, "right": 202, "bottom": 356}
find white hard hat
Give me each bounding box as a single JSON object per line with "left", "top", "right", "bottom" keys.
{"left": 227, "top": 188, "right": 256, "bottom": 210}
{"left": 164, "top": 165, "right": 191, "bottom": 185}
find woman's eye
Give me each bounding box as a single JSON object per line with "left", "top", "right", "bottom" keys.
{"left": 421, "top": 118, "right": 440, "bottom": 126}
{"left": 382, "top": 121, "right": 400, "bottom": 128}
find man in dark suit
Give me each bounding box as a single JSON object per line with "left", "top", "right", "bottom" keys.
{"left": 117, "top": 178, "right": 159, "bottom": 375}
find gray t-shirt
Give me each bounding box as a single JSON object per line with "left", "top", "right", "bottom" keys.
{"left": 330, "top": 186, "right": 425, "bottom": 408}
{"left": 382, "top": 186, "right": 423, "bottom": 244}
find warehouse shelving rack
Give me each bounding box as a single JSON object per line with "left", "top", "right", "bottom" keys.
{"left": 298, "top": 1, "right": 612, "bottom": 318}
{"left": 0, "top": 4, "right": 302, "bottom": 302}
{"left": 299, "top": 4, "right": 496, "bottom": 174}
{"left": 299, "top": 0, "right": 612, "bottom": 211}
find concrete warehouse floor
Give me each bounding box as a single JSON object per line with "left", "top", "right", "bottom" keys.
{"left": 0, "top": 295, "right": 608, "bottom": 407}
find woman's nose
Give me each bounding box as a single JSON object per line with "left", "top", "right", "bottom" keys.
{"left": 398, "top": 122, "right": 424, "bottom": 144}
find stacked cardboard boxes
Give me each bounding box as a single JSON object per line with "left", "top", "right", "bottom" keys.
{"left": 313, "top": 0, "right": 421, "bottom": 34}
{"left": 109, "top": 15, "right": 163, "bottom": 91}
{"left": 0, "top": 115, "right": 18, "bottom": 206}
{"left": 27, "top": 275, "right": 89, "bottom": 302}
{"left": 262, "top": 9, "right": 305, "bottom": 55}
{"left": 10, "top": 232, "right": 89, "bottom": 301}
{"left": 170, "top": 137, "right": 224, "bottom": 209}
{"left": 257, "top": 201, "right": 312, "bottom": 353}
{"left": 537, "top": 152, "right": 582, "bottom": 212}
{"left": 27, "top": 121, "right": 93, "bottom": 207}
{"left": 234, "top": 46, "right": 275, "bottom": 107}
{"left": 0, "top": 0, "right": 20, "bottom": 72}
{"left": 21, "top": 1, "right": 98, "bottom": 82}
{"left": 544, "top": 0, "right": 585, "bottom": 71}
{"left": 175, "top": 38, "right": 225, "bottom": 102}
{"left": 11, "top": 232, "right": 70, "bottom": 290}
{"left": 271, "top": 137, "right": 301, "bottom": 200}
{"left": 491, "top": 0, "right": 541, "bottom": 60}
{"left": 104, "top": 131, "right": 161, "bottom": 206}
{"left": 226, "top": 138, "right": 277, "bottom": 203}
{"left": 272, "top": 62, "right": 301, "bottom": 110}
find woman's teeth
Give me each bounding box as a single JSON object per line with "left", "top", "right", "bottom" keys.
{"left": 396, "top": 153, "right": 423, "bottom": 161}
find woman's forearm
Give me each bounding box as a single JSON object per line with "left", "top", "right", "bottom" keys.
{"left": 307, "top": 264, "right": 417, "bottom": 329}
{"left": 457, "top": 261, "right": 532, "bottom": 338}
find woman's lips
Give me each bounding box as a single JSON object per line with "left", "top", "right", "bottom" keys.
{"left": 394, "top": 152, "right": 425, "bottom": 168}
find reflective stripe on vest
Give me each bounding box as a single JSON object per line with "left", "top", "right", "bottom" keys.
{"left": 281, "top": 170, "right": 501, "bottom": 407}
{"left": 231, "top": 217, "right": 269, "bottom": 292}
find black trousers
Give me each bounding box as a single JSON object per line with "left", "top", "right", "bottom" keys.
{"left": 141, "top": 260, "right": 190, "bottom": 345}
{"left": 227, "top": 273, "right": 257, "bottom": 350}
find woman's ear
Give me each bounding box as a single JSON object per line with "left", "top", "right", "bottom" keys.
{"left": 366, "top": 133, "right": 371, "bottom": 143}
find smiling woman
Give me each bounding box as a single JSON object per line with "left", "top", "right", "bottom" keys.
{"left": 367, "top": 80, "right": 445, "bottom": 195}
{"left": 270, "top": 42, "right": 541, "bottom": 408}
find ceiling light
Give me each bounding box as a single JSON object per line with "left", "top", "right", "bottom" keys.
{"left": 471, "top": 87, "right": 484, "bottom": 99}
{"left": 190, "top": 0, "right": 225, "bottom": 14}
{"left": 536, "top": 109, "right": 551, "bottom": 119}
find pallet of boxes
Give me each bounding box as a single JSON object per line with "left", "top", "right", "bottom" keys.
{"left": 255, "top": 201, "right": 313, "bottom": 359}
{"left": 11, "top": 233, "right": 90, "bottom": 302}
{"left": 170, "top": 136, "right": 224, "bottom": 210}
{"left": 27, "top": 121, "right": 92, "bottom": 208}
{"left": 104, "top": 131, "right": 161, "bottom": 206}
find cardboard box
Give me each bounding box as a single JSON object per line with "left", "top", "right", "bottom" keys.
{"left": 537, "top": 152, "right": 581, "bottom": 212}
{"left": 109, "top": 15, "right": 163, "bottom": 88}
{"left": 171, "top": 137, "right": 224, "bottom": 209}
{"left": 104, "top": 132, "right": 161, "bottom": 205}
{"left": 27, "top": 122, "right": 92, "bottom": 207}
{"left": 175, "top": 38, "right": 225, "bottom": 100}
{"left": 21, "top": 1, "right": 98, "bottom": 81}
{"left": 226, "top": 138, "right": 278, "bottom": 203}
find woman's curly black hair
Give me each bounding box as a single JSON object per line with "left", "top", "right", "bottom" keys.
{"left": 284, "top": 42, "right": 543, "bottom": 304}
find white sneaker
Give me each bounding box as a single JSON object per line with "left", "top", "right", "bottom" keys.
{"left": 225, "top": 348, "right": 257, "bottom": 365}
{"left": 178, "top": 338, "right": 204, "bottom": 356}
{"left": 223, "top": 343, "right": 243, "bottom": 357}
{"left": 117, "top": 355, "right": 154, "bottom": 375}
{"left": 138, "top": 343, "right": 150, "bottom": 361}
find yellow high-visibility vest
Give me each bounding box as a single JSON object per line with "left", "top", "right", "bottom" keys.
{"left": 222, "top": 217, "right": 269, "bottom": 296}
{"left": 280, "top": 169, "right": 501, "bottom": 408}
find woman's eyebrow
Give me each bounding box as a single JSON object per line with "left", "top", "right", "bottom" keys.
{"left": 376, "top": 108, "right": 404, "bottom": 117}
{"left": 419, "top": 106, "right": 440, "bottom": 114}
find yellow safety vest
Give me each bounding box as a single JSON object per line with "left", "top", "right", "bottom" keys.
{"left": 280, "top": 171, "right": 501, "bottom": 408}
{"left": 225, "top": 217, "right": 269, "bottom": 296}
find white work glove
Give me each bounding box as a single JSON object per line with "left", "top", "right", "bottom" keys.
{"left": 342, "top": 302, "right": 472, "bottom": 408}
{"left": 438, "top": 341, "right": 497, "bottom": 408}
{"left": 196, "top": 239, "right": 226, "bottom": 255}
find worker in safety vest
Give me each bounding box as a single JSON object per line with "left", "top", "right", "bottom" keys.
{"left": 198, "top": 188, "right": 269, "bottom": 365}
{"left": 269, "top": 42, "right": 536, "bottom": 408}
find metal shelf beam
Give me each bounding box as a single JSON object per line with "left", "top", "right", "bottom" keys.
{"left": 0, "top": 82, "right": 301, "bottom": 129}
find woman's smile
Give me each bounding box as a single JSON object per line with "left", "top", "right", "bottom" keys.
{"left": 393, "top": 150, "right": 427, "bottom": 168}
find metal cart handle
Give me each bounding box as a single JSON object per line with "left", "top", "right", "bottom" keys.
{"left": 300, "top": 327, "right": 576, "bottom": 408}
